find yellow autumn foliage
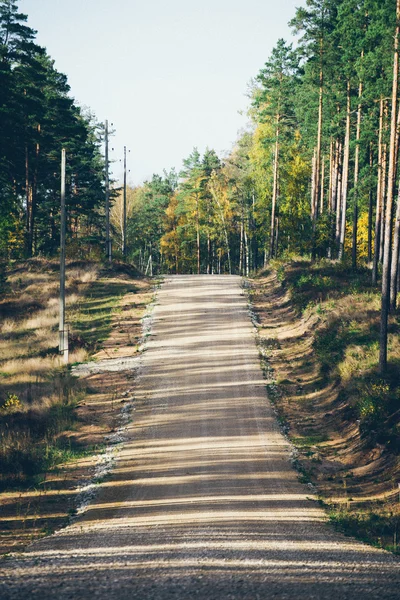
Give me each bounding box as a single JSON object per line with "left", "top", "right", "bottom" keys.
{"left": 345, "top": 211, "right": 373, "bottom": 262}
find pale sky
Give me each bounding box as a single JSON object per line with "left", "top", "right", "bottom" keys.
{"left": 20, "top": 0, "right": 303, "bottom": 185}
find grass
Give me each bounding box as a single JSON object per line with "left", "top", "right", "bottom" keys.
{"left": 271, "top": 256, "right": 373, "bottom": 313}
{"left": 0, "top": 258, "right": 145, "bottom": 491}
{"left": 0, "top": 364, "right": 86, "bottom": 491}
{"left": 328, "top": 503, "right": 400, "bottom": 555}
{"left": 271, "top": 256, "right": 400, "bottom": 450}
{"left": 252, "top": 255, "right": 400, "bottom": 554}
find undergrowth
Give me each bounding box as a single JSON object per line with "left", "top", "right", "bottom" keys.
{"left": 255, "top": 255, "right": 400, "bottom": 555}
{"left": 0, "top": 258, "right": 143, "bottom": 491}
{"left": 328, "top": 503, "right": 400, "bottom": 555}
{"left": 270, "top": 256, "right": 400, "bottom": 452}
{"left": 0, "top": 372, "right": 84, "bottom": 490}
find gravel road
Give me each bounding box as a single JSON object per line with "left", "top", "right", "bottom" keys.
{"left": 1, "top": 275, "right": 399, "bottom": 599}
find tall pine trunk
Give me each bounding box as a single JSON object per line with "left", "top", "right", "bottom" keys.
{"left": 388, "top": 85, "right": 400, "bottom": 309}
{"left": 196, "top": 195, "right": 200, "bottom": 274}
{"left": 25, "top": 144, "right": 33, "bottom": 258}
{"left": 390, "top": 186, "right": 400, "bottom": 310}
{"left": 335, "top": 140, "right": 343, "bottom": 254}
{"left": 352, "top": 77, "right": 363, "bottom": 269}
{"left": 270, "top": 123, "right": 279, "bottom": 258}
{"left": 207, "top": 232, "right": 210, "bottom": 275}
{"left": 314, "top": 57, "right": 324, "bottom": 219}
{"left": 311, "top": 147, "right": 318, "bottom": 259}
{"left": 379, "top": 0, "right": 400, "bottom": 374}
{"left": 240, "top": 214, "right": 244, "bottom": 275}
{"left": 328, "top": 139, "right": 336, "bottom": 258}
{"left": 244, "top": 222, "right": 249, "bottom": 277}
{"left": 31, "top": 125, "right": 41, "bottom": 257}
{"left": 368, "top": 146, "right": 374, "bottom": 264}
{"left": 311, "top": 147, "right": 317, "bottom": 217}
{"left": 380, "top": 142, "right": 388, "bottom": 263}
{"left": 339, "top": 81, "right": 351, "bottom": 261}
{"left": 320, "top": 156, "right": 325, "bottom": 214}
{"left": 328, "top": 139, "right": 334, "bottom": 212}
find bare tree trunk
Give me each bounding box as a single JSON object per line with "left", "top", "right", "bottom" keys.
{"left": 328, "top": 140, "right": 335, "bottom": 258}
{"left": 390, "top": 185, "right": 400, "bottom": 310}
{"left": 196, "top": 195, "right": 200, "bottom": 274}
{"left": 244, "top": 222, "right": 249, "bottom": 277}
{"left": 389, "top": 84, "right": 400, "bottom": 308}
{"left": 270, "top": 125, "right": 279, "bottom": 258}
{"left": 240, "top": 215, "right": 244, "bottom": 275}
{"left": 313, "top": 61, "right": 324, "bottom": 223}
{"left": 380, "top": 142, "right": 388, "bottom": 263}
{"left": 274, "top": 216, "right": 279, "bottom": 258}
{"left": 339, "top": 81, "right": 351, "bottom": 261}
{"left": 252, "top": 191, "right": 257, "bottom": 271}
{"left": 332, "top": 140, "right": 339, "bottom": 214}
{"left": 352, "top": 77, "right": 363, "bottom": 269}
{"left": 373, "top": 98, "right": 385, "bottom": 284}
{"left": 311, "top": 148, "right": 316, "bottom": 219}
{"left": 209, "top": 184, "right": 231, "bottom": 274}
{"left": 368, "top": 145, "right": 374, "bottom": 264}
{"left": 207, "top": 232, "right": 211, "bottom": 275}
{"left": 380, "top": 0, "right": 400, "bottom": 374}
{"left": 311, "top": 147, "right": 318, "bottom": 260}
{"left": 25, "top": 144, "right": 32, "bottom": 257}
{"left": 30, "top": 124, "right": 41, "bottom": 257}
{"left": 335, "top": 141, "right": 343, "bottom": 255}
{"left": 320, "top": 156, "right": 325, "bottom": 215}
{"left": 328, "top": 139, "right": 334, "bottom": 213}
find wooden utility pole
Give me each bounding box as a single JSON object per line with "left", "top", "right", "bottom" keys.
{"left": 105, "top": 120, "right": 111, "bottom": 262}
{"left": 123, "top": 145, "right": 127, "bottom": 259}
{"left": 59, "top": 148, "right": 68, "bottom": 364}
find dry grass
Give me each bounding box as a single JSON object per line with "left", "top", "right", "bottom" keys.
{"left": 0, "top": 258, "right": 152, "bottom": 554}
{"left": 0, "top": 258, "right": 145, "bottom": 490}
{"left": 67, "top": 265, "right": 99, "bottom": 285}
{"left": 251, "top": 258, "right": 400, "bottom": 554}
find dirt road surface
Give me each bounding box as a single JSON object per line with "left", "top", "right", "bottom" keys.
{"left": 1, "top": 275, "right": 399, "bottom": 599}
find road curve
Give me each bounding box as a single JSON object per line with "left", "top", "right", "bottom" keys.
{"left": 1, "top": 275, "right": 399, "bottom": 599}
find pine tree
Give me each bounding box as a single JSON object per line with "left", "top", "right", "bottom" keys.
{"left": 254, "top": 39, "right": 299, "bottom": 258}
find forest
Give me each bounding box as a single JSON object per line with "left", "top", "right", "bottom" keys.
{"left": 115, "top": 0, "right": 400, "bottom": 374}
{"left": 1, "top": 0, "right": 400, "bottom": 372}
{"left": 0, "top": 1, "right": 105, "bottom": 265}
{"left": 1, "top": 0, "right": 400, "bottom": 558}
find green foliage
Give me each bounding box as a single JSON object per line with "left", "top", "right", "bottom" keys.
{"left": 273, "top": 256, "right": 400, "bottom": 456}
{"left": 356, "top": 379, "right": 399, "bottom": 448}
{"left": 329, "top": 505, "right": 400, "bottom": 555}
{"left": 125, "top": 171, "right": 177, "bottom": 273}
{"left": 3, "top": 0, "right": 396, "bottom": 274}
{"left": 0, "top": 393, "right": 22, "bottom": 413}
{"left": 0, "top": 1, "right": 106, "bottom": 263}
{"left": 0, "top": 393, "right": 79, "bottom": 489}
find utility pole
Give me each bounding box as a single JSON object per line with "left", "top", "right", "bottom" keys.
{"left": 123, "top": 145, "right": 127, "bottom": 259}
{"left": 105, "top": 120, "right": 111, "bottom": 262}
{"left": 59, "top": 148, "right": 68, "bottom": 364}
